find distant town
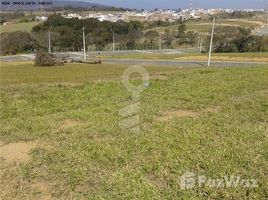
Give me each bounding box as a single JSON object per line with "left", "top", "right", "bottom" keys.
{"left": 63, "top": 8, "right": 265, "bottom": 22}
{"left": 32, "top": 8, "right": 265, "bottom": 23}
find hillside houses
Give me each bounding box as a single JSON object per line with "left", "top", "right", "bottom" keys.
{"left": 61, "top": 8, "right": 263, "bottom": 22}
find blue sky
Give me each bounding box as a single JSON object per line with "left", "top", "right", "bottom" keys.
{"left": 83, "top": 0, "right": 267, "bottom": 10}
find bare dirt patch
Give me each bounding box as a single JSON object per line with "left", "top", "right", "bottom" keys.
{"left": 0, "top": 140, "right": 56, "bottom": 199}
{"left": 156, "top": 106, "right": 221, "bottom": 122}
{"left": 202, "top": 106, "right": 221, "bottom": 113}
{"left": 0, "top": 140, "right": 5, "bottom": 147}
{"left": 31, "top": 180, "right": 53, "bottom": 200}
{"left": 59, "top": 119, "right": 83, "bottom": 129}
{"left": 156, "top": 110, "right": 199, "bottom": 122}
{"left": 257, "top": 89, "right": 268, "bottom": 95}
{"left": 150, "top": 74, "right": 168, "bottom": 80}
{"left": 0, "top": 141, "right": 38, "bottom": 163}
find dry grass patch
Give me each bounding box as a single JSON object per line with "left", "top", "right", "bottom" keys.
{"left": 202, "top": 106, "right": 221, "bottom": 113}
{"left": 175, "top": 55, "right": 268, "bottom": 62}
{"left": 150, "top": 74, "right": 168, "bottom": 81}
{"left": 156, "top": 106, "right": 221, "bottom": 122}
{"left": 156, "top": 110, "right": 199, "bottom": 122}
{"left": 1, "top": 169, "right": 57, "bottom": 200}
{"left": 31, "top": 180, "right": 53, "bottom": 200}
{"left": 257, "top": 89, "right": 268, "bottom": 95}
{"left": 58, "top": 119, "right": 84, "bottom": 129}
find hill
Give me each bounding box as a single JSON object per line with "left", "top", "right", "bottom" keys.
{"left": 0, "top": 0, "right": 108, "bottom": 11}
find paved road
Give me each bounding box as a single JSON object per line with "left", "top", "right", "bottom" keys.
{"left": 100, "top": 58, "right": 268, "bottom": 67}
{"left": 0, "top": 54, "right": 35, "bottom": 62}
{"left": 1, "top": 52, "right": 267, "bottom": 67}
{"left": 0, "top": 49, "right": 197, "bottom": 63}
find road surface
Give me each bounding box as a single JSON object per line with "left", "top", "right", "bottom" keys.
{"left": 1, "top": 52, "right": 267, "bottom": 67}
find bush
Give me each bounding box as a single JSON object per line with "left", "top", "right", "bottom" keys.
{"left": 0, "top": 31, "right": 36, "bottom": 55}
{"left": 34, "top": 51, "right": 63, "bottom": 67}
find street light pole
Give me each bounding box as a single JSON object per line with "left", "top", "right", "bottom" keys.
{"left": 199, "top": 35, "right": 203, "bottom": 54}
{"left": 159, "top": 34, "right": 162, "bottom": 51}
{"left": 112, "top": 30, "right": 115, "bottom": 52}
{"left": 208, "top": 17, "right": 215, "bottom": 67}
{"left": 83, "top": 27, "right": 86, "bottom": 61}
{"left": 48, "top": 27, "right": 51, "bottom": 53}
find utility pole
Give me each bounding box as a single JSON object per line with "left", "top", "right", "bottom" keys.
{"left": 39, "top": 0, "right": 43, "bottom": 15}
{"left": 159, "top": 34, "right": 162, "bottom": 51}
{"left": 199, "top": 35, "right": 203, "bottom": 54}
{"left": 208, "top": 17, "right": 215, "bottom": 67}
{"left": 190, "top": 0, "right": 193, "bottom": 11}
{"left": 83, "top": 27, "right": 86, "bottom": 61}
{"left": 266, "top": 0, "right": 268, "bottom": 26}
{"left": 48, "top": 27, "right": 51, "bottom": 53}
{"left": 112, "top": 30, "right": 115, "bottom": 52}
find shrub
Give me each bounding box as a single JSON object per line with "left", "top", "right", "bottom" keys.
{"left": 34, "top": 51, "right": 63, "bottom": 67}
{"left": 0, "top": 31, "right": 36, "bottom": 55}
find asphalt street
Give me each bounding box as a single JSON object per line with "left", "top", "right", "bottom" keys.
{"left": 1, "top": 51, "right": 267, "bottom": 68}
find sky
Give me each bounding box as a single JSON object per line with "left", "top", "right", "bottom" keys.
{"left": 81, "top": 0, "right": 267, "bottom": 10}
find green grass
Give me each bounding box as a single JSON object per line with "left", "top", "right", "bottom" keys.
{"left": 150, "top": 24, "right": 212, "bottom": 33}
{"left": 0, "top": 62, "right": 180, "bottom": 86}
{"left": 150, "top": 18, "right": 263, "bottom": 34}
{"left": 216, "top": 19, "right": 262, "bottom": 28}
{"left": 0, "top": 62, "right": 268, "bottom": 199}
{"left": 106, "top": 52, "right": 268, "bottom": 62}
{"left": 0, "top": 22, "right": 39, "bottom": 34}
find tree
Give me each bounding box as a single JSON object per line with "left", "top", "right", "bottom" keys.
{"left": 162, "top": 30, "right": 174, "bottom": 48}
{"left": 126, "top": 40, "right": 136, "bottom": 50}
{"left": 125, "top": 30, "right": 143, "bottom": 50}
{"left": 212, "top": 26, "right": 239, "bottom": 52}
{"left": 251, "top": 35, "right": 268, "bottom": 52}
{"left": 31, "top": 14, "right": 146, "bottom": 51}
{"left": 207, "top": 26, "right": 264, "bottom": 53}
{"left": 128, "top": 21, "right": 144, "bottom": 31}
{"left": 177, "top": 20, "right": 186, "bottom": 38}
{"left": 185, "top": 31, "right": 198, "bottom": 47}
{"left": 233, "top": 28, "right": 254, "bottom": 52}
{"left": 145, "top": 31, "right": 159, "bottom": 46}
{"left": 0, "top": 31, "right": 36, "bottom": 55}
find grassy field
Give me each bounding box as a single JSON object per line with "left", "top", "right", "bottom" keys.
{"left": 150, "top": 18, "right": 263, "bottom": 33}
{"left": 0, "top": 22, "right": 39, "bottom": 34}
{"left": 0, "top": 62, "right": 181, "bottom": 86}
{"left": 151, "top": 24, "right": 212, "bottom": 33}
{"left": 0, "top": 61, "right": 268, "bottom": 199}
{"left": 106, "top": 52, "right": 268, "bottom": 62}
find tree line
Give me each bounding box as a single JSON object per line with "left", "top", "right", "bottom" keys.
{"left": 1, "top": 14, "right": 267, "bottom": 55}
{"left": 210, "top": 26, "right": 268, "bottom": 53}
